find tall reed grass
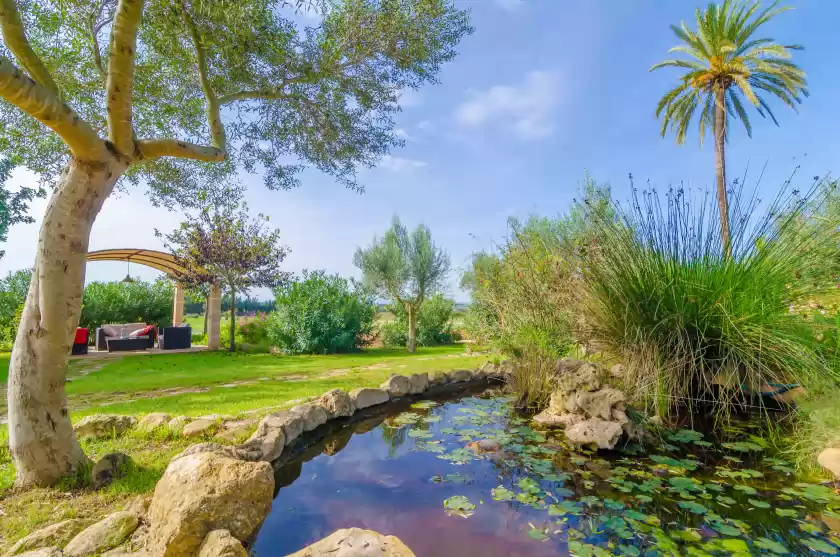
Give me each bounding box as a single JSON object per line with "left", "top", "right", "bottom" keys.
{"left": 583, "top": 178, "right": 840, "bottom": 422}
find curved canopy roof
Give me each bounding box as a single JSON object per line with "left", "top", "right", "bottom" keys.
{"left": 86, "top": 249, "right": 200, "bottom": 277}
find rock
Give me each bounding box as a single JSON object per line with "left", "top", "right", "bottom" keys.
{"left": 556, "top": 363, "right": 603, "bottom": 394}
{"left": 15, "top": 550, "right": 63, "bottom": 557}
{"left": 380, "top": 375, "right": 412, "bottom": 397}
{"left": 4, "top": 519, "right": 87, "bottom": 556}
{"left": 198, "top": 530, "right": 247, "bottom": 557}
{"left": 125, "top": 495, "right": 151, "bottom": 518}
{"left": 467, "top": 439, "right": 502, "bottom": 453}
{"left": 238, "top": 415, "right": 287, "bottom": 462}
{"left": 574, "top": 388, "right": 627, "bottom": 420}
{"left": 74, "top": 415, "right": 136, "bottom": 440}
{"left": 609, "top": 364, "right": 624, "bottom": 378}
{"left": 146, "top": 452, "right": 274, "bottom": 557}
{"left": 477, "top": 362, "right": 498, "bottom": 379}
{"left": 289, "top": 404, "right": 328, "bottom": 432}
{"left": 286, "top": 528, "right": 415, "bottom": 557}
{"left": 167, "top": 416, "right": 190, "bottom": 431}
{"left": 64, "top": 511, "right": 139, "bottom": 557}
{"left": 173, "top": 442, "right": 250, "bottom": 463}
{"left": 428, "top": 370, "right": 449, "bottom": 387}
{"left": 136, "top": 413, "right": 172, "bottom": 433}
{"left": 818, "top": 448, "right": 840, "bottom": 479}
{"left": 348, "top": 388, "right": 389, "bottom": 410}
{"left": 532, "top": 410, "right": 584, "bottom": 428}
{"left": 91, "top": 452, "right": 131, "bottom": 489}
{"left": 268, "top": 345, "right": 283, "bottom": 355}
{"left": 318, "top": 389, "right": 355, "bottom": 418}
{"left": 182, "top": 419, "right": 218, "bottom": 438}
{"left": 445, "top": 369, "right": 473, "bottom": 383}
{"left": 556, "top": 357, "right": 587, "bottom": 375}
{"left": 408, "top": 373, "right": 429, "bottom": 395}
{"left": 216, "top": 419, "right": 257, "bottom": 442}
{"left": 565, "top": 418, "right": 623, "bottom": 450}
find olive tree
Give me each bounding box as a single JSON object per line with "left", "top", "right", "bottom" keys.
{"left": 0, "top": 0, "right": 471, "bottom": 487}
{"left": 354, "top": 216, "right": 449, "bottom": 352}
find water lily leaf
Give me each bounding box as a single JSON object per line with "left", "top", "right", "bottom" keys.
{"left": 618, "top": 544, "right": 641, "bottom": 557}
{"left": 408, "top": 429, "right": 433, "bottom": 439}
{"left": 722, "top": 441, "right": 765, "bottom": 452}
{"left": 679, "top": 501, "right": 708, "bottom": 514}
{"left": 668, "top": 429, "right": 705, "bottom": 443}
{"left": 410, "top": 401, "right": 438, "bottom": 409}
{"left": 754, "top": 537, "right": 789, "bottom": 554}
{"left": 516, "top": 492, "right": 538, "bottom": 505}
{"left": 439, "top": 427, "right": 458, "bottom": 435}
{"left": 748, "top": 498, "right": 771, "bottom": 509}
{"left": 491, "top": 486, "right": 515, "bottom": 501}
{"left": 635, "top": 495, "right": 653, "bottom": 503}
{"left": 393, "top": 412, "right": 423, "bottom": 425}
{"left": 444, "top": 495, "right": 475, "bottom": 517}
{"left": 527, "top": 526, "right": 549, "bottom": 541}
{"left": 800, "top": 522, "right": 824, "bottom": 535}
{"left": 517, "top": 477, "right": 541, "bottom": 492}
{"left": 671, "top": 529, "right": 702, "bottom": 543}
{"left": 549, "top": 500, "right": 583, "bottom": 516}
{"left": 717, "top": 495, "right": 737, "bottom": 506}
{"left": 604, "top": 498, "right": 625, "bottom": 510}
{"left": 733, "top": 485, "right": 757, "bottom": 495}
{"left": 709, "top": 521, "right": 742, "bottom": 537}
{"left": 579, "top": 495, "right": 602, "bottom": 507}
{"left": 801, "top": 537, "right": 838, "bottom": 555}
{"left": 553, "top": 487, "right": 576, "bottom": 498}
{"left": 542, "top": 472, "right": 572, "bottom": 482}
{"left": 775, "top": 508, "right": 799, "bottom": 518}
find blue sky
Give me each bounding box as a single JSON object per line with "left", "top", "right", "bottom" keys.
{"left": 3, "top": 0, "right": 839, "bottom": 301}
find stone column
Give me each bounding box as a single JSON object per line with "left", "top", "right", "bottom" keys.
{"left": 172, "top": 284, "right": 185, "bottom": 326}
{"left": 207, "top": 282, "right": 222, "bottom": 350}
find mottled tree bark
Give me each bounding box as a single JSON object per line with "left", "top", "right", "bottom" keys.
{"left": 407, "top": 304, "right": 417, "bottom": 353}
{"left": 714, "top": 86, "right": 731, "bottom": 258}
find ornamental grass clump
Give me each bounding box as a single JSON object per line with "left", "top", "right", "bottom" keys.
{"left": 583, "top": 179, "right": 840, "bottom": 422}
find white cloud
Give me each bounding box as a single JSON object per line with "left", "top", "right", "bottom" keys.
{"left": 416, "top": 120, "right": 433, "bottom": 131}
{"left": 394, "top": 128, "right": 414, "bottom": 142}
{"left": 495, "top": 0, "right": 526, "bottom": 12}
{"left": 379, "top": 155, "right": 428, "bottom": 172}
{"left": 454, "top": 70, "right": 561, "bottom": 140}
{"left": 397, "top": 89, "right": 424, "bottom": 108}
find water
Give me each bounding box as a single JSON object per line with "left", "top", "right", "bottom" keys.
{"left": 254, "top": 390, "right": 840, "bottom": 556}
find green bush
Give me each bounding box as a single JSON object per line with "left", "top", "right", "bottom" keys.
{"left": 238, "top": 313, "right": 271, "bottom": 345}
{"left": 80, "top": 279, "right": 175, "bottom": 331}
{"left": 380, "top": 294, "right": 459, "bottom": 348}
{"left": 267, "top": 270, "right": 375, "bottom": 354}
{"left": 0, "top": 269, "right": 31, "bottom": 350}
{"left": 583, "top": 183, "right": 840, "bottom": 421}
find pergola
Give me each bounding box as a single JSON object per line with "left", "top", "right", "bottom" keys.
{"left": 86, "top": 249, "right": 222, "bottom": 349}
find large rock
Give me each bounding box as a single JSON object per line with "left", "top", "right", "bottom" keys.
{"left": 289, "top": 404, "right": 328, "bottom": 432}
{"left": 238, "top": 416, "right": 287, "bottom": 462}
{"left": 445, "top": 369, "right": 473, "bottom": 383}
{"left": 198, "top": 530, "right": 247, "bottom": 557}
{"left": 532, "top": 410, "right": 584, "bottom": 428}
{"left": 318, "top": 389, "right": 355, "bottom": 418}
{"left": 216, "top": 419, "right": 258, "bottom": 443}
{"left": 287, "top": 528, "right": 415, "bottom": 557}
{"left": 573, "top": 388, "right": 626, "bottom": 420}
{"left": 408, "top": 373, "right": 429, "bottom": 394}
{"left": 556, "top": 363, "right": 602, "bottom": 394}
{"left": 182, "top": 419, "right": 218, "bottom": 438}
{"left": 173, "top": 442, "right": 250, "bottom": 462}
{"left": 146, "top": 451, "right": 274, "bottom": 557}
{"left": 565, "top": 418, "right": 623, "bottom": 450}
{"left": 349, "top": 388, "right": 389, "bottom": 410}
{"left": 91, "top": 452, "right": 131, "bottom": 489}
{"left": 380, "top": 375, "right": 412, "bottom": 397}
{"left": 74, "top": 415, "right": 136, "bottom": 440}
{"left": 428, "top": 370, "right": 449, "bottom": 387}
{"left": 168, "top": 416, "right": 191, "bottom": 432}
{"left": 64, "top": 511, "right": 139, "bottom": 557}
{"left": 136, "top": 413, "right": 172, "bottom": 433}
{"left": 4, "top": 519, "right": 87, "bottom": 556}
{"left": 818, "top": 448, "right": 840, "bottom": 479}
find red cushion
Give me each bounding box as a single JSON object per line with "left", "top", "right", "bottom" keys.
{"left": 139, "top": 325, "right": 156, "bottom": 338}
{"left": 74, "top": 328, "right": 88, "bottom": 344}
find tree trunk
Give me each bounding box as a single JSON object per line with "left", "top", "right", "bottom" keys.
{"left": 714, "top": 86, "right": 732, "bottom": 258}
{"left": 203, "top": 295, "right": 209, "bottom": 334}
{"left": 8, "top": 156, "right": 126, "bottom": 488}
{"left": 228, "top": 287, "right": 236, "bottom": 352}
{"left": 407, "top": 304, "right": 417, "bottom": 353}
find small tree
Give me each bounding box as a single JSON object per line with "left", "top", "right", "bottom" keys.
{"left": 354, "top": 216, "right": 449, "bottom": 352}
{"left": 162, "top": 204, "right": 289, "bottom": 351}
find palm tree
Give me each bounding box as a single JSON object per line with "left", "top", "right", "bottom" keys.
{"left": 651, "top": 0, "right": 808, "bottom": 256}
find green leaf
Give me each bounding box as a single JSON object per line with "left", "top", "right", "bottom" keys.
{"left": 748, "top": 498, "right": 771, "bottom": 509}
{"left": 491, "top": 486, "right": 515, "bottom": 501}
{"left": 801, "top": 538, "right": 838, "bottom": 555}
{"left": 754, "top": 537, "right": 789, "bottom": 554}
{"left": 444, "top": 495, "right": 475, "bottom": 516}
{"left": 679, "top": 501, "right": 708, "bottom": 514}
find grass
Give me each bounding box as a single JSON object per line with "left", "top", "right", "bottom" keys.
{"left": 0, "top": 345, "right": 489, "bottom": 548}
{"left": 583, "top": 183, "right": 840, "bottom": 422}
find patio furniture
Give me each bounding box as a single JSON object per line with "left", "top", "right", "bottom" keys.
{"left": 106, "top": 337, "right": 151, "bottom": 352}
{"left": 96, "top": 322, "right": 155, "bottom": 351}
{"left": 71, "top": 328, "right": 89, "bottom": 355}
{"left": 159, "top": 326, "right": 192, "bottom": 350}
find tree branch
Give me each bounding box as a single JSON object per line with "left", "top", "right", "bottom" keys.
{"left": 0, "top": 0, "right": 59, "bottom": 93}
{"left": 135, "top": 139, "right": 225, "bottom": 162}
{"left": 218, "top": 90, "right": 288, "bottom": 105}
{"left": 0, "top": 56, "right": 107, "bottom": 161}
{"left": 106, "top": 0, "right": 144, "bottom": 155}
{"left": 87, "top": 1, "right": 113, "bottom": 84}
{"left": 177, "top": 0, "right": 226, "bottom": 152}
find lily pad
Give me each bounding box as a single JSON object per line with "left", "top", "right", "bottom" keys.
{"left": 678, "top": 501, "right": 708, "bottom": 514}
{"left": 754, "top": 537, "right": 788, "bottom": 555}
{"left": 801, "top": 538, "right": 838, "bottom": 555}
{"left": 748, "top": 498, "right": 771, "bottom": 509}
{"left": 491, "top": 486, "right": 515, "bottom": 501}
{"left": 775, "top": 508, "right": 799, "bottom": 518}
{"left": 444, "top": 495, "right": 475, "bottom": 517}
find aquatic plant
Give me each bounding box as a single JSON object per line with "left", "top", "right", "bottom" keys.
{"left": 583, "top": 177, "right": 840, "bottom": 422}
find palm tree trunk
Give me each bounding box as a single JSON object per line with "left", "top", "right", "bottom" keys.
{"left": 714, "top": 86, "right": 732, "bottom": 258}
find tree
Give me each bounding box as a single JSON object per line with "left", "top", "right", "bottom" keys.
{"left": 0, "top": 0, "right": 471, "bottom": 486}
{"left": 0, "top": 158, "right": 37, "bottom": 258}
{"left": 354, "top": 216, "right": 449, "bottom": 352}
{"left": 650, "top": 0, "right": 807, "bottom": 256}
{"left": 162, "top": 204, "right": 289, "bottom": 352}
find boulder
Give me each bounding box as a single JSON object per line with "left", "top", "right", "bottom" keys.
{"left": 408, "top": 373, "right": 429, "bottom": 395}
{"left": 318, "top": 389, "right": 355, "bottom": 418}
{"left": 574, "top": 388, "right": 626, "bottom": 420}
{"left": 182, "top": 419, "right": 218, "bottom": 438}
{"left": 4, "top": 519, "right": 87, "bottom": 556}
{"left": 445, "top": 369, "right": 473, "bottom": 383}
{"left": 64, "top": 511, "right": 139, "bottom": 557}
{"left": 818, "top": 448, "right": 840, "bottom": 479}
{"left": 380, "top": 375, "right": 412, "bottom": 397}
{"left": 428, "top": 370, "right": 449, "bottom": 387}
{"left": 565, "top": 418, "right": 623, "bottom": 450}
{"left": 216, "top": 419, "right": 257, "bottom": 443}
{"left": 609, "top": 364, "right": 624, "bottom": 378}
{"left": 532, "top": 410, "right": 584, "bottom": 428}
{"left": 198, "top": 530, "right": 247, "bottom": 557}
{"left": 556, "top": 357, "right": 588, "bottom": 375}
{"left": 287, "top": 528, "right": 415, "bottom": 557}
{"left": 173, "top": 442, "right": 250, "bottom": 463}
{"left": 91, "top": 452, "right": 131, "bottom": 489}
{"left": 238, "top": 416, "right": 287, "bottom": 462}
{"left": 15, "top": 550, "right": 62, "bottom": 557}
{"left": 167, "top": 416, "right": 191, "bottom": 432}
{"left": 289, "top": 404, "right": 328, "bottom": 432}
{"left": 146, "top": 452, "right": 274, "bottom": 557}
{"left": 349, "top": 388, "right": 389, "bottom": 410}
{"left": 556, "top": 363, "right": 602, "bottom": 394}
{"left": 467, "top": 439, "right": 502, "bottom": 453}
{"left": 136, "top": 413, "right": 172, "bottom": 433}
{"left": 74, "top": 415, "right": 136, "bottom": 440}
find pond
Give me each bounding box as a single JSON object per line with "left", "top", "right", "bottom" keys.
{"left": 253, "top": 389, "right": 840, "bottom": 557}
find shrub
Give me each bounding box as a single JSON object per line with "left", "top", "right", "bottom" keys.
{"left": 267, "top": 270, "right": 375, "bottom": 354}
{"left": 0, "top": 269, "right": 31, "bottom": 350}
{"left": 380, "top": 294, "right": 459, "bottom": 348}
{"left": 80, "top": 278, "right": 174, "bottom": 331}
{"left": 239, "top": 313, "right": 271, "bottom": 345}
{"left": 583, "top": 182, "right": 840, "bottom": 422}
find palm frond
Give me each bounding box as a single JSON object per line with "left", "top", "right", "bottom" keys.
{"left": 698, "top": 91, "right": 715, "bottom": 146}
{"left": 728, "top": 88, "right": 752, "bottom": 137}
